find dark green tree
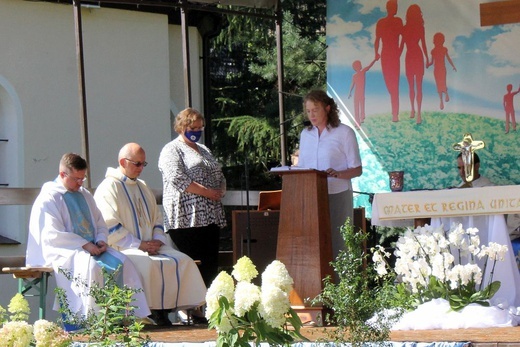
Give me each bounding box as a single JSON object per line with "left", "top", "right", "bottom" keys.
{"left": 208, "top": 0, "right": 326, "bottom": 189}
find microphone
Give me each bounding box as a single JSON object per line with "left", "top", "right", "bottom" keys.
{"left": 279, "top": 114, "right": 305, "bottom": 126}
{"left": 279, "top": 114, "right": 311, "bottom": 128}
{"left": 278, "top": 91, "right": 304, "bottom": 99}
{"left": 279, "top": 120, "right": 311, "bottom": 136}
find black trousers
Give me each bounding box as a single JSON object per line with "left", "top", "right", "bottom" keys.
{"left": 168, "top": 224, "right": 220, "bottom": 287}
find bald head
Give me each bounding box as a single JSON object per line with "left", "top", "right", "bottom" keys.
{"left": 118, "top": 143, "right": 147, "bottom": 179}
{"left": 119, "top": 143, "right": 145, "bottom": 161}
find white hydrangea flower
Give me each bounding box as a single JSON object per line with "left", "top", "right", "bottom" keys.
{"left": 205, "top": 271, "right": 235, "bottom": 319}
{"left": 262, "top": 260, "right": 293, "bottom": 294}
{"left": 33, "top": 319, "right": 71, "bottom": 347}
{"left": 33, "top": 320, "right": 54, "bottom": 347}
{"left": 234, "top": 281, "right": 261, "bottom": 317}
{"left": 0, "top": 320, "right": 33, "bottom": 347}
{"left": 232, "top": 256, "right": 259, "bottom": 283}
{"left": 7, "top": 293, "right": 30, "bottom": 323}
{"left": 259, "top": 285, "right": 290, "bottom": 328}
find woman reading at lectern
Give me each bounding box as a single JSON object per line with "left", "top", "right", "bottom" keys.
{"left": 297, "top": 90, "right": 363, "bottom": 262}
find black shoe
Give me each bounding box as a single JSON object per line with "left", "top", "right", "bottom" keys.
{"left": 150, "top": 310, "right": 172, "bottom": 327}
{"left": 178, "top": 310, "right": 207, "bottom": 325}
{"left": 191, "top": 315, "right": 208, "bottom": 325}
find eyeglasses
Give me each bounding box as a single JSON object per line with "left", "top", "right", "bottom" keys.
{"left": 63, "top": 172, "right": 87, "bottom": 183}
{"left": 124, "top": 158, "right": 148, "bottom": 168}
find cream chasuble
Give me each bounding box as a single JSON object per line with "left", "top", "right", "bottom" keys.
{"left": 94, "top": 167, "right": 206, "bottom": 310}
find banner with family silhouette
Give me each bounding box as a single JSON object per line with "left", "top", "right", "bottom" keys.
{"left": 327, "top": 0, "right": 520, "bottom": 213}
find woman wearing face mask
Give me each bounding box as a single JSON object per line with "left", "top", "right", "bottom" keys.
{"left": 158, "top": 108, "right": 226, "bottom": 289}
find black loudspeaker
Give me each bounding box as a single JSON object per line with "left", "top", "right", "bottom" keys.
{"left": 232, "top": 210, "right": 280, "bottom": 285}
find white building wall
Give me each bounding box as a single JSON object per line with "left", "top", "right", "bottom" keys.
{"left": 0, "top": 0, "right": 203, "bottom": 321}
{"left": 169, "top": 25, "right": 204, "bottom": 121}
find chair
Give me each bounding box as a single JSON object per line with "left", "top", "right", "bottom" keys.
{"left": 257, "top": 190, "right": 282, "bottom": 211}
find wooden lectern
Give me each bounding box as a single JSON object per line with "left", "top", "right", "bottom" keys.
{"left": 273, "top": 169, "right": 334, "bottom": 324}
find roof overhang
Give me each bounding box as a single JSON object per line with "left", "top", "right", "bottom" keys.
{"left": 189, "top": 0, "right": 278, "bottom": 10}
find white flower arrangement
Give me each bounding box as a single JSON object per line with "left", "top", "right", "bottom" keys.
{"left": 205, "top": 256, "right": 307, "bottom": 347}
{"left": 372, "top": 223, "right": 507, "bottom": 312}
{"left": 0, "top": 293, "right": 72, "bottom": 347}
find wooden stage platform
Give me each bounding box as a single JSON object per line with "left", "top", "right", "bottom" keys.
{"left": 141, "top": 324, "right": 520, "bottom": 346}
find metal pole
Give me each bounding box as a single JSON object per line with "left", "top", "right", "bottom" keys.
{"left": 181, "top": 0, "right": 192, "bottom": 107}
{"left": 73, "top": 0, "right": 91, "bottom": 187}
{"left": 276, "top": 1, "right": 286, "bottom": 166}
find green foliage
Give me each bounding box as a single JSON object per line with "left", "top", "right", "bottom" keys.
{"left": 217, "top": 115, "right": 303, "bottom": 168}
{"left": 314, "top": 219, "right": 411, "bottom": 347}
{"left": 209, "top": 297, "right": 305, "bottom": 347}
{"left": 56, "top": 267, "right": 150, "bottom": 347}
{"left": 374, "top": 225, "right": 406, "bottom": 246}
{"left": 448, "top": 280, "right": 500, "bottom": 312}
{"left": 248, "top": 11, "right": 327, "bottom": 91}
{"left": 209, "top": 1, "right": 326, "bottom": 188}
{"left": 0, "top": 304, "right": 6, "bottom": 326}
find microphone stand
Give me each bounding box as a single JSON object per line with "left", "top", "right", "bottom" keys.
{"left": 242, "top": 118, "right": 309, "bottom": 257}
{"left": 244, "top": 140, "right": 252, "bottom": 257}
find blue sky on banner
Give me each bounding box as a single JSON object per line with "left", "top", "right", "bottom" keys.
{"left": 327, "top": 0, "right": 520, "bottom": 120}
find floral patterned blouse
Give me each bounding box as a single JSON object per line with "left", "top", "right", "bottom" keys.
{"left": 158, "top": 137, "right": 227, "bottom": 230}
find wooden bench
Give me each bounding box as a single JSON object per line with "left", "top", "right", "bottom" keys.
{"left": 0, "top": 187, "right": 204, "bottom": 322}
{"left": 0, "top": 255, "right": 53, "bottom": 320}
{"left": 1, "top": 188, "right": 54, "bottom": 319}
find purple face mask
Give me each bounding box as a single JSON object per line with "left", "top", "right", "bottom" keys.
{"left": 185, "top": 130, "right": 203, "bottom": 142}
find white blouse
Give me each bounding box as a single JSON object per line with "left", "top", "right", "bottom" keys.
{"left": 298, "top": 123, "right": 362, "bottom": 194}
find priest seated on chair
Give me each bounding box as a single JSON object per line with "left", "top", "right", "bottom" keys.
{"left": 94, "top": 143, "right": 207, "bottom": 326}
{"left": 26, "top": 152, "right": 151, "bottom": 323}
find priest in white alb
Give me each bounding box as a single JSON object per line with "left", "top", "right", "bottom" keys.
{"left": 26, "top": 153, "right": 151, "bottom": 322}
{"left": 94, "top": 143, "right": 206, "bottom": 326}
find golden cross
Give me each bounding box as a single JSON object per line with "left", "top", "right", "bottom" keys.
{"left": 452, "top": 133, "right": 485, "bottom": 183}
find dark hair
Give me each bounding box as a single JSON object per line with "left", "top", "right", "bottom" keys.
{"left": 457, "top": 152, "right": 480, "bottom": 164}
{"left": 303, "top": 90, "right": 340, "bottom": 128}
{"left": 60, "top": 153, "right": 87, "bottom": 172}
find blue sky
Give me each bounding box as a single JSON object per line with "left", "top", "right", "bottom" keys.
{"left": 327, "top": 0, "right": 520, "bottom": 120}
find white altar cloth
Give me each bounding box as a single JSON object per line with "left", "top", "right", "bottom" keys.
{"left": 371, "top": 185, "right": 520, "bottom": 224}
